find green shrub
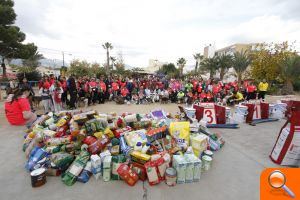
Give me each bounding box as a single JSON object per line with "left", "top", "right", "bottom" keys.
{"left": 293, "top": 79, "right": 300, "bottom": 91}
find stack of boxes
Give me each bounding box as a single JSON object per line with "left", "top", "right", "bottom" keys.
{"left": 172, "top": 154, "right": 202, "bottom": 184}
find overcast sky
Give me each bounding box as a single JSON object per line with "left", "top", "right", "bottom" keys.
{"left": 14, "top": 0, "right": 300, "bottom": 68}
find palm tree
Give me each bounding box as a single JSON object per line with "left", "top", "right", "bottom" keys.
{"left": 193, "top": 53, "right": 203, "bottom": 72}
{"left": 200, "top": 56, "right": 219, "bottom": 79}
{"left": 102, "top": 42, "right": 113, "bottom": 72}
{"left": 278, "top": 54, "right": 300, "bottom": 94}
{"left": 110, "top": 56, "right": 116, "bottom": 70}
{"left": 217, "top": 54, "right": 233, "bottom": 80}
{"left": 232, "top": 50, "right": 251, "bottom": 84}
{"left": 177, "top": 57, "right": 186, "bottom": 77}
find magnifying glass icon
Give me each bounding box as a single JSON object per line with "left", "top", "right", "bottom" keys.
{"left": 268, "top": 170, "right": 295, "bottom": 198}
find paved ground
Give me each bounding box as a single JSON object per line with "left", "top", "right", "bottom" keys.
{"left": 0, "top": 95, "right": 295, "bottom": 200}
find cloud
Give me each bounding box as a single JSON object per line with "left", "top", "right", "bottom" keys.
{"left": 226, "top": 15, "right": 300, "bottom": 45}
{"left": 13, "top": 0, "right": 300, "bottom": 67}
{"left": 14, "top": 0, "right": 63, "bottom": 39}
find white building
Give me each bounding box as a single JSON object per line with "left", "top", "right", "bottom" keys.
{"left": 144, "top": 59, "right": 168, "bottom": 73}
{"left": 203, "top": 44, "right": 216, "bottom": 58}
{"left": 37, "top": 66, "right": 60, "bottom": 77}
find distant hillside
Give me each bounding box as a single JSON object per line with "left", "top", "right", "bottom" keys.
{"left": 8, "top": 58, "right": 66, "bottom": 68}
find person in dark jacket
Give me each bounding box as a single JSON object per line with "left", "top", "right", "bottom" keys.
{"left": 68, "top": 76, "right": 77, "bottom": 109}
{"left": 126, "top": 78, "right": 134, "bottom": 100}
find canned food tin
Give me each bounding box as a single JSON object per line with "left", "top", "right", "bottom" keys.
{"left": 165, "top": 167, "right": 177, "bottom": 186}
{"left": 31, "top": 168, "right": 46, "bottom": 187}
{"left": 203, "top": 150, "right": 214, "bottom": 158}
{"left": 202, "top": 155, "right": 212, "bottom": 171}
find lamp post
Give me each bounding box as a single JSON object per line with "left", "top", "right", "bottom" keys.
{"left": 62, "top": 52, "right": 72, "bottom": 67}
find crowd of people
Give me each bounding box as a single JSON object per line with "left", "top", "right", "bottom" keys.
{"left": 35, "top": 74, "right": 269, "bottom": 112}
{"left": 4, "top": 74, "right": 269, "bottom": 126}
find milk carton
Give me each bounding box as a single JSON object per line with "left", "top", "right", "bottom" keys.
{"left": 185, "top": 154, "right": 202, "bottom": 182}
{"left": 91, "top": 154, "right": 102, "bottom": 180}
{"left": 102, "top": 155, "right": 112, "bottom": 182}
{"left": 172, "top": 155, "right": 187, "bottom": 184}
{"left": 184, "top": 157, "right": 194, "bottom": 183}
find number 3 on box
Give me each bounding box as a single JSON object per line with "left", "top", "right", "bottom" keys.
{"left": 204, "top": 108, "right": 216, "bottom": 124}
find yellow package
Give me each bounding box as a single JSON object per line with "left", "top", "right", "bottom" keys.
{"left": 104, "top": 128, "right": 114, "bottom": 139}
{"left": 130, "top": 151, "right": 151, "bottom": 164}
{"left": 94, "top": 131, "right": 103, "bottom": 139}
{"left": 169, "top": 122, "right": 190, "bottom": 148}
{"left": 56, "top": 118, "right": 67, "bottom": 127}
{"left": 190, "top": 133, "right": 209, "bottom": 157}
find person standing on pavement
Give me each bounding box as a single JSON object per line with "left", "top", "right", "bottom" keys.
{"left": 246, "top": 82, "right": 257, "bottom": 100}
{"left": 59, "top": 76, "right": 68, "bottom": 107}
{"left": 68, "top": 76, "right": 77, "bottom": 109}
{"left": 258, "top": 79, "right": 269, "bottom": 100}
{"left": 98, "top": 78, "right": 106, "bottom": 104}
{"left": 50, "top": 81, "right": 63, "bottom": 112}
{"left": 39, "top": 78, "right": 53, "bottom": 113}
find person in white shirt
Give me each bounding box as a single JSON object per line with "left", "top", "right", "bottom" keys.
{"left": 49, "top": 81, "right": 63, "bottom": 112}
{"left": 145, "top": 87, "right": 151, "bottom": 97}
{"left": 161, "top": 89, "right": 169, "bottom": 103}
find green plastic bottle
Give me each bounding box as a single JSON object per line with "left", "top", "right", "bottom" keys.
{"left": 61, "top": 147, "right": 90, "bottom": 186}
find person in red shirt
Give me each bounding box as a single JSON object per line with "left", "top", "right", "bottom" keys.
{"left": 59, "top": 77, "right": 68, "bottom": 106}
{"left": 89, "top": 78, "right": 98, "bottom": 104}
{"left": 76, "top": 77, "right": 82, "bottom": 90}
{"left": 232, "top": 81, "right": 239, "bottom": 91}
{"left": 243, "top": 80, "right": 249, "bottom": 89}
{"left": 246, "top": 82, "right": 257, "bottom": 100}
{"left": 156, "top": 81, "right": 163, "bottom": 90}
{"left": 111, "top": 80, "right": 119, "bottom": 99}
{"left": 89, "top": 78, "right": 97, "bottom": 88}
{"left": 38, "top": 78, "right": 44, "bottom": 89}
{"left": 192, "top": 79, "right": 198, "bottom": 93}
{"left": 120, "top": 86, "right": 130, "bottom": 101}
{"left": 99, "top": 80, "right": 107, "bottom": 92}
{"left": 199, "top": 91, "right": 207, "bottom": 102}
{"left": 224, "top": 83, "right": 231, "bottom": 91}
{"left": 117, "top": 78, "right": 122, "bottom": 87}
{"left": 120, "top": 79, "right": 126, "bottom": 88}
{"left": 218, "top": 81, "right": 224, "bottom": 88}
{"left": 197, "top": 84, "right": 202, "bottom": 93}
{"left": 206, "top": 91, "right": 213, "bottom": 102}
{"left": 212, "top": 83, "right": 221, "bottom": 95}
{"left": 5, "top": 86, "right": 37, "bottom": 126}
{"left": 42, "top": 76, "right": 51, "bottom": 90}
{"left": 49, "top": 74, "right": 55, "bottom": 86}
{"left": 98, "top": 78, "right": 106, "bottom": 104}
{"left": 212, "top": 83, "right": 221, "bottom": 102}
